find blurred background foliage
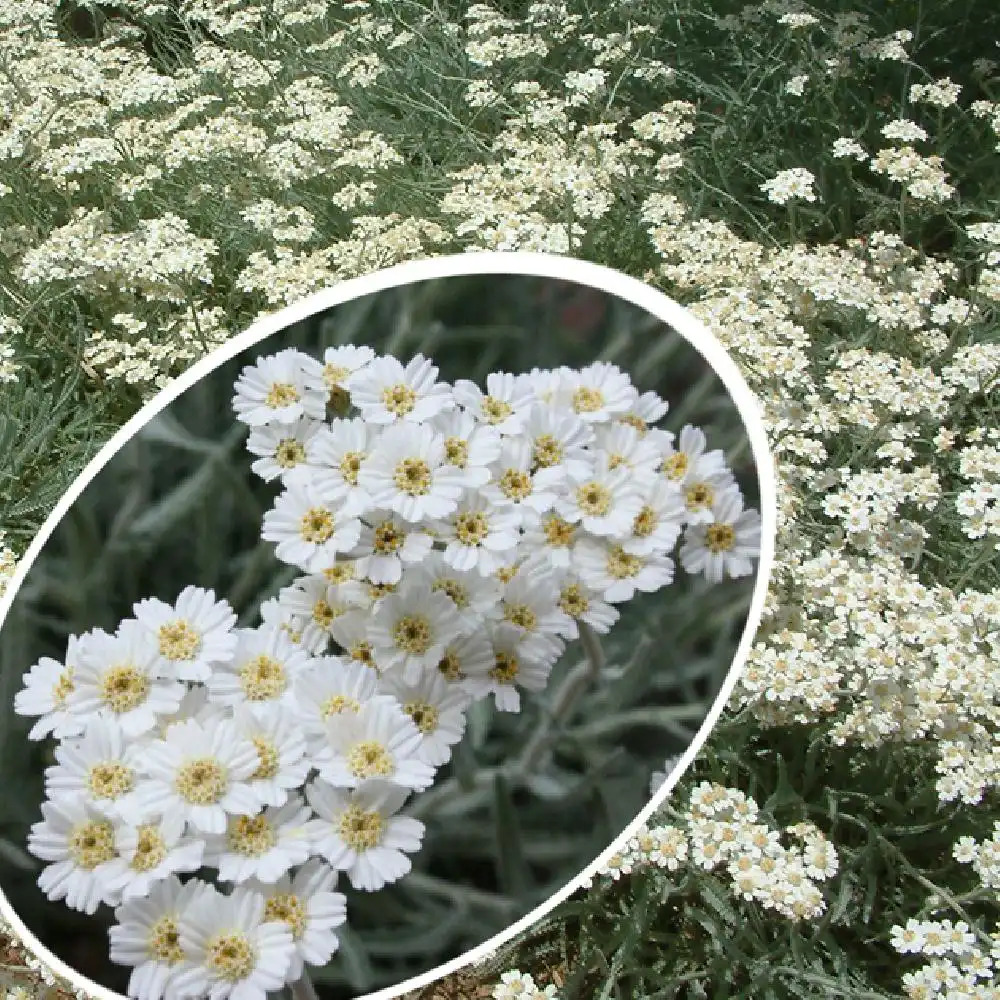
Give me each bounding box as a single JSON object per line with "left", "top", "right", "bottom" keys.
{"left": 0, "top": 273, "right": 760, "bottom": 998}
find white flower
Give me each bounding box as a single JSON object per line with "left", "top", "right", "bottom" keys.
{"left": 495, "top": 566, "right": 573, "bottom": 655}
{"left": 832, "top": 137, "right": 868, "bottom": 161}
{"left": 405, "top": 551, "right": 504, "bottom": 634}
{"left": 453, "top": 371, "right": 536, "bottom": 435}
{"left": 28, "top": 796, "right": 127, "bottom": 914}
{"left": 760, "top": 167, "right": 817, "bottom": 205}
{"left": 621, "top": 477, "right": 687, "bottom": 556}
{"left": 272, "top": 575, "right": 351, "bottom": 655}
{"left": 461, "top": 623, "right": 560, "bottom": 713}
{"left": 306, "top": 778, "right": 425, "bottom": 892}
{"left": 575, "top": 538, "right": 675, "bottom": 603}
{"left": 680, "top": 488, "right": 762, "bottom": 583}
{"left": 109, "top": 876, "right": 212, "bottom": 1000}
{"left": 295, "top": 417, "right": 377, "bottom": 517}
{"left": 203, "top": 796, "right": 313, "bottom": 884}
{"left": 172, "top": 884, "right": 296, "bottom": 1000}
{"left": 107, "top": 812, "right": 205, "bottom": 903}
{"left": 132, "top": 586, "right": 238, "bottom": 682}
{"left": 555, "top": 362, "right": 637, "bottom": 422}
{"left": 247, "top": 417, "right": 322, "bottom": 483}
{"left": 206, "top": 626, "right": 312, "bottom": 710}
{"left": 317, "top": 696, "right": 435, "bottom": 791}
{"left": 368, "top": 583, "right": 463, "bottom": 682}
{"left": 232, "top": 348, "right": 328, "bottom": 427}
{"left": 357, "top": 421, "right": 467, "bottom": 522}
{"left": 243, "top": 860, "right": 348, "bottom": 982}
{"left": 619, "top": 389, "right": 668, "bottom": 429}
{"left": 348, "top": 353, "right": 454, "bottom": 424}
{"left": 44, "top": 715, "right": 142, "bottom": 819}
{"left": 14, "top": 636, "right": 86, "bottom": 741}
{"left": 69, "top": 622, "right": 185, "bottom": 738}
{"left": 351, "top": 511, "right": 434, "bottom": 584}
{"left": 378, "top": 670, "right": 472, "bottom": 766}
{"left": 436, "top": 630, "right": 499, "bottom": 693}
{"left": 231, "top": 703, "right": 312, "bottom": 809}
{"left": 550, "top": 571, "right": 619, "bottom": 639}
{"left": 557, "top": 458, "right": 645, "bottom": 537}
{"left": 593, "top": 423, "right": 664, "bottom": 481}
{"left": 429, "top": 407, "right": 503, "bottom": 486}
{"left": 261, "top": 481, "right": 363, "bottom": 572}
{"left": 784, "top": 75, "right": 808, "bottom": 96}
{"left": 437, "top": 493, "right": 522, "bottom": 576}
{"left": 659, "top": 424, "right": 728, "bottom": 488}
{"left": 518, "top": 509, "right": 582, "bottom": 570}
{"left": 881, "top": 119, "right": 928, "bottom": 143}
{"left": 481, "top": 436, "right": 565, "bottom": 523}
{"left": 521, "top": 403, "right": 595, "bottom": 479}
{"left": 320, "top": 344, "right": 375, "bottom": 410}
{"left": 127, "top": 717, "right": 260, "bottom": 834}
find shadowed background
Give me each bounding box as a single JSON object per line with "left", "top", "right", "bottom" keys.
{"left": 0, "top": 273, "right": 761, "bottom": 998}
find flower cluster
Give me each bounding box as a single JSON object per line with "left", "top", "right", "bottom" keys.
{"left": 14, "top": 350, "right": 759, "bottom": 1000}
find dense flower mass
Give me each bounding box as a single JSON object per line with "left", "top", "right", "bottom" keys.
{"left": 14, "top": 351, "right": 759, "bottom": 1000}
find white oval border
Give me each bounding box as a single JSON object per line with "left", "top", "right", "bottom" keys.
{"left": 0, "top": 251, "right": 777, "bottom": 1000}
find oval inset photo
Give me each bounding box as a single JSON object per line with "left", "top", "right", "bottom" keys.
{"left": 0, "top": 255, "right": 773, "bottom": 1000}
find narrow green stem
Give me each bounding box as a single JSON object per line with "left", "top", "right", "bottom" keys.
{"left": 289, "top": 971, "right": 319, "bottom": 1000}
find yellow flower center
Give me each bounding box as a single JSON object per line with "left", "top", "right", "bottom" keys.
{"left": 382, "top": 383, "right": 416, "bottom": 416}
{"left": 685, "top": 483, "right": 714, "bottom": 511}
{"left": 175, "top": 757, "right": 227, "bottom": 805}
{"left": 706, "top": 523, "right": 736, "bottom": 553}
{"left": 251, "top": 737, "right": 280, "bottom": 780}
{"left": 347, "top": 740, "right": 393, "bottom": 779}
{"left": 337, "top": 804, "right": 385, "bottom": 850}
{"left": 158, "top": 620, "right": 201, "bottom": 662}
{"left": 228, "top": 814, "right": 276, "bottom": 856}
{"left": 149, "top": 915, "right": 183, "bottom": 964}
{"left": 321, "top": 694, "right": 361, "bottom": 718}
{"left": 432, "top": 578, "right": 469, "bottom": 608}
{"left": 339, "top": 450, "right": 363, "bottom": 485}
{"left": 373, "top": 520, "right": 404, "bottom": 554}
{"left": 632, "top": 505, "right": 657, "bottom": 537}
{"left": 131, "top": 824, "right": 167, "bottom": 872}
{"left": 607, "top": 452, "right": 626, "bottom": 469}
{"left": 349, "top": 641, "right": 377, "bottom": 670}
{"left": 559, "top": 584, "right": 589, "bottom": 618}
{"left": 437, "top": 649, "right": 465, "bottom": 681}
{"left": 532, "top": 433, "right": 564, "bottom": 468}
{"left": 661, "top": 453, "right": 689, "bottom": 480}
{"left": 312, "top": 599, "right": 335, "bottom": 628}
{"left": 499, "top": 469, "right": 532, "bottom": 501}
{"left": 495, "top": 564, "right": 519, "bottom": 584}
{"left": 454, "top": 511, "right": 489, "bottom": 545}
{"left": 403, "top": 700, "right": 439, "bottom": 734}
{"left": 87, "top": 761, "right": 134, "bottom": 801}
{"left": 206, "top": 932, "right": 256, "bottom": 982}
{"left": 444, "top": 436, "right": 469, "bottom": 467}
{"left": 68, "top": 819, "right": 116, "bottom": 869}
{"left": 576, "top": 482, "right": 612, "bottom": 517}
{"left": 323, "top": 363, "right": 349, "bottom": 388}
{"left": 618, "top": 414, "right": 647, "bottom": 433}
{"left": 239, "top": 655, "right": 287, "bottom": 701}
{"left": 264, "top": 893, "right": 307, "bottom": 940}
{"left": 393, "top": 614, "right": 432, "bottom": 654}
{"left": 490, "top": 651, "right": 519, "bottom": 684}
{"left": 299, "top": 507, "right": 335, "bottom": 543}
{"left": 52, "top": 668, "right": 74, "bottom": 707}
{"left": 504, "top": 603, "right": 537, "bottom": 630}
{"left": 100, "top": 664, "right": 149, "bottom": 713}
{"left": 393, "top": 457, "right": 432, "bottom": 496}
{"left": 572, "top": 386, "right": 604, "bottom": 413}
{"left": 265, "top": 382, "right": 300, "bottom": 408}
{"left": 323, "top": 562, "right": 356, "bottom": 584}
{"left": 367, "top": 582, "right": 396, "bottom": 601}
{"left": 607, "top": 545, "right": 641, "bottom": 580}
{"left": 275, "top": 439, "right": 306, "bottom": 469}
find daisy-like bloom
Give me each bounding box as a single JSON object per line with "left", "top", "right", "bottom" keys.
{"left": 616, "top": 389, "right": 669, "bottom": 433}
{"left": 155, "top": 685, "right": 225, "bottom": 739}
{"left": 232, "top": 348, "right": 328, "bottom": 427}
{"left": 428, "top": 407, "right": 502, "bottom": 487}
{"left": 292, "top": 657, "right": 380, "bottom": 756}
{"left": 206, "top": 627, "right": 312, "bottom": 711}
{"left": 14, "top": 635, "right": 86, "bottom": 741}
{"left": 231, "top": 703, "right": 311, "bottom": 809}
{"left": 305, "top": 778, "right": 424, "bottom": 892}
{"left": 244, "top": 860, "right": 348, "bottom": 983}
{"left": 272, "top": 575, "right": 345, "bottom": 656}
{"left": 657, "top": 424, "right": 729, "bottom": 490}
{"left": 247, "top": 417, "right": 322, "bottom": 483}
{"left": 481, "top": 437, "right": 565, "bottom": 524}
{"left": 351, "top": 511, "right": 434, "bottom": 585}
{"left": 296, "top": 418, "right": 377, "bottom": 518}
{"left": 551, "top": 571, "right": 619, "bottom": 640}
{"left": 348, "top": 353, "right": 454, "bottom": 425}
{"left": 261, "top": 481, "right": 363, "bottom": 573}
{"left": 368, "top": 583, "right": 463, "bottom": 682}
{"left": 453, "top": 371, "right": 536, "bottom": 436}
{"left": 320, "top": 344, "right": 375, "bottom": 413}
{"left": 575, "top": 537, "right": 675, "bottom": 603}
{"left": 434, "top": 630, "right": 498, "bottom": 693}
{"left": 621, "top": 477, "right": 687, "bottom": 556}
{"left": 406, "top": 552, "right": 503, "bottom": 635}
{"left": 44, "top": 715, "right": 142, "bottom": 819}
{"left": 521, "top": 403, "right": 594, "bottom": 480}
{"left": 172, "top": 884, "right": 295, "bottom": 1000}
{"left": 461, "top": 623, "right": 561, "bottom": 713}
{"left": 258, "top": 596, "right": 309, "bottom": 651}
{"left": 494, "top": 566, "right": 573, "bottom": 660}
{"left": 106, "top": 812, "right": 205, "bottom": 904}
{"left": 69, "top": 621, "right": 185, "bottom": 738}
{"left": 132, "top": 586, "right": 238, "bottom": 682}
{"left": 109, "top": 876, "right": 213, "bottom": 1000}
{"left": 593, "top": 423, "right": 664, "bottom": 480}
{"left": 493, "top": 970, "right": 558, "bottom": 1000}
{"left": 680, "top": 469, "right": 738, "bottom": 526}
{"left": 378, "top": 670, "right": 472, "bottom": 766}
{"left": 436, "top": 493, "right": 522, "bottom": 576}
{"left": 328, "top": 611, "right": 382, "bottom": 674}
{"left": 519, "top": 509, "right": 582, "bottom": 570}
{"left": 28, "top": 796, "right": 127, "bottom": 914}
{"left": 680, "top": 487, "right": 762, "bottom": 583}
{"left": 316, "top": 696, "right": 435, "bottom": 791}
{"left": 356, "top": 422, "right": 466, "bottom": 523}
{"left": 554, "top": 361, "right": 637, "bottom": 422}
{"left": 127, "top": 717, "right": 260, "bottom": 835}
{"left": 556, "top": 458, "right": 644, "bottom": 538}
{"left": 203, "top": 796, "right": 313, "bottom": 884}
